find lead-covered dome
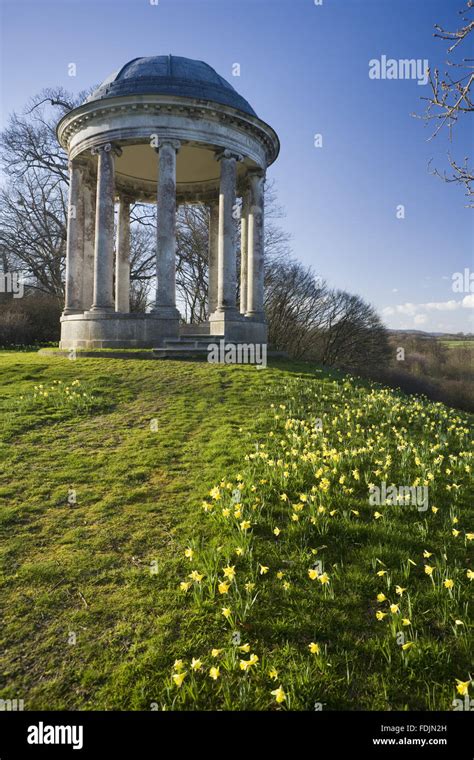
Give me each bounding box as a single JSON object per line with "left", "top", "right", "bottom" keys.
{"left": 86, "top": 55, "right": 257, "bottom": 117}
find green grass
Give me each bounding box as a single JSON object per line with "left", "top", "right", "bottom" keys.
{"left": 0, "top": 352, "right": 472, "bottom": 711}
{"left": 438, "top": 339, "right": 474, "bottom": 349}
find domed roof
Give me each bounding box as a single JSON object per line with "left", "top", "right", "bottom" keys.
{"left": 86, "top": 55, "right": 257, "bottom": 117}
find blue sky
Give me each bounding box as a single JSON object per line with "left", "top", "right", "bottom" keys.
{"left": 1, "top": 0, "right": 473, "bottom": 332}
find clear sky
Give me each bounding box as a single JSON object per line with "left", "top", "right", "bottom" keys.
{"left": 1, "top": 0, "right": 472, "bottom": 332}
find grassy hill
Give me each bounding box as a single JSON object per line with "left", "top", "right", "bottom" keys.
{"left": 0, "top": 352, "right": 472, "bottom": 711}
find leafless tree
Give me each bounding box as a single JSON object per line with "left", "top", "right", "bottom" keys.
{"left": 417, "top": 2, "right": 474, "bottom": 205}
{"left": 318, "top": 290, "right": 390, "bottom": 369}
{"left": 265, "top": 260, "right": 389, "bottom": 369}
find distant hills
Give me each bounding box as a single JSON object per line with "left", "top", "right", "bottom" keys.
{"left": 388, "top": 329, "right": 473, "bottom": 340}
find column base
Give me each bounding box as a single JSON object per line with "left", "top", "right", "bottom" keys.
{"left": 88, "top": 305, "right": 115, "bottom": 314}
{"left": 245, "top": 310, "right": 266, "bottom": 321}
{"left": 209, "top": 310, "right": 267, "bottom": 343}
{"left": 149, "top": 305, "right": 180, "bottom": 320}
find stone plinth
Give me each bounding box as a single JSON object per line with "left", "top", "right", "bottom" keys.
{"left": 59, "top": 312, "right": 179, "bottom": 349}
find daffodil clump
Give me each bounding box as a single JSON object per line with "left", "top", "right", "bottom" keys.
{"left": 13, "top": 379, "right": 99, "bottom": 414}
{"left": 163, "top": 376, "right": 473, "bottom": 710}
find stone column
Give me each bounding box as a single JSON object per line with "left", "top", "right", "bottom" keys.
{"left": 215, "top": 150, "right": 241, "bottom": 313}
{"left": 153, "top": 139, "right": 180, "bottom": 315}
{"left": 90, "top": 143, "right": 119, "bottom": 312}
{"left": 240, "top": 190, "right": 250, "bottom": 315}
{"left": 63, "top": 160, "right": 85, "bottom": 315}
{"left": 115, "top": 196, "right": 131, "bottom": 313}
{"left": 246, "top": 170, "right": 265, "bottom": 318}
{"left": 208, "top": 200, "right": 219, "bottom": 314}
{"left": 81, "top": 171, "right": 96, "bottom": 311}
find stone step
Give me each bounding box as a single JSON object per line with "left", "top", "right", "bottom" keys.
{"left": 177, "top": 334, "right": 222, "bottom": 342}
{"left": 152, "top": 346, "right": 210, "bottom": 359}
{"left": 164, "top": 338, "right": 199, "bottom": 347}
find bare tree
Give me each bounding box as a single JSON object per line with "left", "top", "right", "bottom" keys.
{"left": 318, "top": 290, "right": 390, "bottom": 369}
{"left": 265, "top": 260, "right": 328, "bottom": 357}
{"left": 417, "top": 2, "right": 474, "bottom": 205}
{"left": 265, "top": 260, "right": 389, "bottom": 369}
{"left": 0, "top": 169, "right": 67, "bottom": 301}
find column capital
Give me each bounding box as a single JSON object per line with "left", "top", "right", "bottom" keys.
{"left": 155, "top": 138, "right": 181, "bottom": 153}
{"left": 248, "top": 168, "right": 266, "bottom": 185}
{"left": 91, "top": 142, "right": 122, "bottom": 157}
{"left": 215, "top": 148, "right": 244, "bottom": 163}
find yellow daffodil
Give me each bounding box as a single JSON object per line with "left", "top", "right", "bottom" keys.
{"left": 319, "top": 573, "right": 330, "bottom": 585}
{"left": 222, "top": 607, "right": 232, "bottom": 619}
{"left": 240, "top": 654, "right": 259, "bottom": 671}
{"left": 273, "top": 527, "right": 281, "bottom": 536}
{"left": 218, "top": 581, "right": 230, "bottom": 595}
{"left": 377, "top": 593, "right": 387, "bottom": 602}
{"left": 172, "top": 671, "right": 187, "bottom": 687}
{"left": 376, "top": 611, "right": 387, "bottom": 621}
{"left": 402, "top": 618, "right": 411, "bottom": 626}
{"left": 269, "top": 668, "right": 278, "bottom": 680}
{"left": 184, "top": 548, "right": 193, "bottom": 560}
{"left": 395, "top": 586, "right": 406, "bottom": 596}
{"left": 189, "top": 570, "right": 204, "bottom": 582}
{"left": 424, "top": 565, "right": 434, "bottom": 576}
{"left": 191, "top": 658, "right": 202, "bottom": 671}
{"left": 223, "top": 565, "right": 236, "bottom": 580}
{"left": 211, "top": 649, "right": 222, "bottom": 658}
{"left": 390, "top": 604, "right": 400, "bottom": 614}
{"left": 444, "top": 579, "right": 454, "bottom": 589}
{"left": 423, "top": 550, "right": 433, "bottom": 558}
{"left": 455, "top": 679, "right": 470, "bottom": 696}
{"left": 239, "top": 643, "right": 250, "bottom": 653}
{"left": 401, "top": 642, "right": 414, "bottom": 651}
{"left": 308, "top": 568, "right": 319, "bottom": 580}
{"left": 173, "top": 659, "right": 184, "bottom": 671}
{"left": 452, "top": 529, "right": 460, "bottom": 537}
{"left": 377, "top": 570, "right": 387, "bottom": 577}
{"left": 308, "top": 642, "right": 320, "bottom": 654}
{"left": 271, "top": 685, "right": 286, "bottom": 704}
{"left": 467, "top": 569, "right": 474, "bottom": 581}
{"left": 259, "top": 564, "right": 269, "bottom": 575}
{"left": 466, "top": 533, "right": 474, "bottom": 541}
{"left": 240, "top": 520, "right": 251, "bottom": 532}
{"left": 180, "top": 581, "right": 191, "bottom": 592}
{"left": 209, "top": 666, "right": 220, "bottom": 680}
